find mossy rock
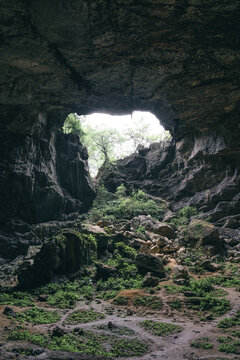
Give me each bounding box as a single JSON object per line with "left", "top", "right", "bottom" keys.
{"left": 18, "top": 230, "right": 97, "bottom": 289}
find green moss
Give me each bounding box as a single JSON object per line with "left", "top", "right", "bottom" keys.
{"left": 133, "top": 295, "right": 162, "bottom": 310}
{"left": 13, "top": 308, "right": 60, "bottom": 324}
{"left": 190, "top": 337, "right": 214, "bottom": 349}
{"left": 140, "top": 320, "right": 182, "bottom": 336}
{"left": 65, "top": 310, "right": 105, "bottom": 324}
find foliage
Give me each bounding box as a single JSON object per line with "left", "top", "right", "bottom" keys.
{"left": 218, "top": 341, "right": 240, "bottom": 354}
{"left": 0, "top": 291, "right": 34, "bottom": 307}
{"left": 65, "top": 310, "right": 105, "bottom": 324}
{"left": 169, "top": 299, "right": 182, "bottom": 310}
{"left": 13, "top": 308, "right": 60, "bottom": 324}
{"left": 114, "top": 242, "right": 137, "bottom": 260}
{"left": 140, "top": 320, "right": 182, "bottom": 336}
{"left": 47, "top": 290, "right": 80, "bottom": 309}
{"left": 86, "top": 185, "right": 165, "bottom": 223}
{"left": 62, "top": 113, "right": 85, "bottom": 140}
{"left": 218, "top": 311, "right": 240, "bottom": 328}
{"left": 9, "top": 328, "right": 148, "bottom": 357}
{"left": 110, "top": 337, "right": 148, "bottom": 357}
{"left": 190, "top": 337, "right": 214, "bottom": 349}
{"left": 113, "top": 296, "right": 129, "bottom": 306}
{"left": 168, "top": 206, "right": 198, "bottom": 228}
{"left": 133, "top": 295, "right": 162, "bottom": 309}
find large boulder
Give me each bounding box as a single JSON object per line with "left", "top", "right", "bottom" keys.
{"left": 136, "top": 253, "right": 165, "bottom": 276}
{"left": 131, "top": 216, "right": 176, "bottom": 239}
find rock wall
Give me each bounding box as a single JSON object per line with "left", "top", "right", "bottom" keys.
{"left": 0, "top": 0, "right": 240, "bottom": 257}
{"left": 0, "top": 111, "right": 95, "bottom": 258}
{"left": 103, "top": 134, "right": 240, "bottom": 228}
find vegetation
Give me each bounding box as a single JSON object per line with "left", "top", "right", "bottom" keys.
{"left": 190, "top": 337, "right": 214, "bottom": 350}
{"left": 113, "top": 296, "right": 129, "bottom": 306}
{"left": 168, "top": 206, "right": 198, "bottom": 228}
{"left": 140, "top": 320, "right": 182, "bottom": 336}
{"left": 85, "top": 184, "right": 165, "bottom": 223}
{"left": 0, "top": 291, "right": 34, "bottom": 307}
{"left": 65, "top": 310, "right": 105, "bottom": 324}
{"left": 8, "top": 329, "right": 148, "bottom": 357}
{"left": 12, "top": 308, "right": 60, "bottom": 324}
{"left": 62, "top": 113, "right": 85, "bottom": 140}
{"left": 133, "top": 295, "right": 163, "bottom": 310}
{"left": 218, "top": 311, "right": 240, "bottom": 328}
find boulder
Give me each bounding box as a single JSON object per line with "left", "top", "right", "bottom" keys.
{"left": 131, "top": 216, "right": 176, "bottom": 238}
{"left": 200, "top": 260, "right": 222, "bottom": 272}
{"left": 142, "top": 272, "right": 159, "bottom": 287}
{"left": 173, "top": 265, "right": 189, "bottom": 279}
{"left": 136, "top": 253, "right": 165, "bottom": 276}
{"left": 95, "top": 262, "right": 117, "bottom": 280}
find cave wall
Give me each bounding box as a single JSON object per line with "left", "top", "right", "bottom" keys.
{"left": 0, "top": 0, "right": 240, "bottom": 256}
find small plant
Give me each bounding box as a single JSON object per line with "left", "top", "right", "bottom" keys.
{"left": 190, "top": 337, "right": 214, "bottom": 349}
{"left": 13, "top": 308, "right": 60, "bottom": 324}
{"left": 65, "top": 310, "right": 105, "bottom": 324}
{"left": 133, "top": 295, "right": 162, "bottom": 310}
{"left": 110, "top": 338, "right": 148, "bottom": 357}
{"left": 169, "top": 299, "right": 182, "bottom": 310}
{"left": 96, "top": 324, "right": 135, "bottom": 336}
{"left": 169, "top": 206, "right": 198, "bottom": 228}
{"left": 218, "top": 341, "right": 240, "bottom": 354}
{"left": 113, "top": 296, "right": 129, "bottom": 306}
{"left": 140, "top": 320, "right": 182, "bottom": 336}
{"left": 218, "top": 311, "right": 240, "bottom": 329}
{"left": 0, "top": 291, "right": 34, "bottom": 307}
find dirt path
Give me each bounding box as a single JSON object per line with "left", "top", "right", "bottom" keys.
{"left": 1, "top": 287, "right": 239, "bottom": 360}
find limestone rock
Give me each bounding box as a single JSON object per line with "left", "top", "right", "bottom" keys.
{"left": 136, "top": 253, "right": 165, "bottom": 276}
{"left": 173, "top": 265, "right": 189, "bottom": 279}
{"left": 142, "top": 272, "right": 159, "bottom": 287}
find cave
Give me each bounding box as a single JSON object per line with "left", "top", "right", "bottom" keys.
{"left": 0, "top": 1, "right": 240, "bottom": 359}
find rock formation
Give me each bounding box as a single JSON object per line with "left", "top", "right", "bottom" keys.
{"left": 0, "top": 0, "right": 240, "bottom": 258}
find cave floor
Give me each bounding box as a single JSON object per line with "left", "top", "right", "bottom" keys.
{"left": 0, "top": 277, "right": 239, "bottom": 360}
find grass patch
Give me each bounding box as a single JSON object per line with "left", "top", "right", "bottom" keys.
{"left": 218, "top": 341, "right": 240, "bottom": 354}
{"left": 169, "top": 299, "right": 182, "bottom": 310}
{"left": 140, "top": 320, "right": 182, "bottom": 336}
{"left": 218, "top": 311, "right": 240, "bottom": 328}
{"left": 13, "top": 308, "right": 60, "bottom": 324}
{"left": 113, "top": 296, "right": 129, "bottom": 306}
{"left": 110, "top": 338, "right": 148, "bottom": 357}
{"left": 96, "top": 324, "right": 135, "bottom": 336}
{"left": 0, "top": 291, "right": 34, "bottom": 307}
{"left": 65, "top": 309, "right": 105, "bottom": 324}
{"left": 133, "top": 295, "right": 162, "bottom": 310}
{"left": 190, "top": 337, "right": 214, "bottom": 349}
{"left": 8, "top": 328, "right": 148, "bottom": 357}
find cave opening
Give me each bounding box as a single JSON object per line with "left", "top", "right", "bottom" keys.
{"left": 63, "top": 111, "right": 171, "bottom": 177}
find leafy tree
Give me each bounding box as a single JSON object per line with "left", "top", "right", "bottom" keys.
{"left": 83, "top": 125, "right": 124, "bottom": 176}
{"left": 123, "top": 115, "right": 170, "bottom": 152}
{"left": 62, "top": 114, "right": 85, "bottom": 140}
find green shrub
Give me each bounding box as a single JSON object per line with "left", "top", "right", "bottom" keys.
{"left": 113, "top": 296, "right": 129, "bottom": 306}
{"left": 65, "top": 310, "right": 105, "bottom": 324}
{"left": 0, "top": 291, "right": 34, "bottom": 307}
{"left": 190, "top": 337, "right": 214, "bottom": 349}
{"left": 169, "top": 206, "right": 198, "bottom": 228}
{"left": 140, "top": 320, "right": 182, "bottom": 336}
{"left": 133, "top": 295, "right": 162, "bottom": 310}
{"left": 13, "top": 308, "right": 60, "bottom": 324}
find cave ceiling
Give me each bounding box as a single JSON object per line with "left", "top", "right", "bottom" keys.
{"left": 0, "top": 0, "right": 240, "bottom": 142}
